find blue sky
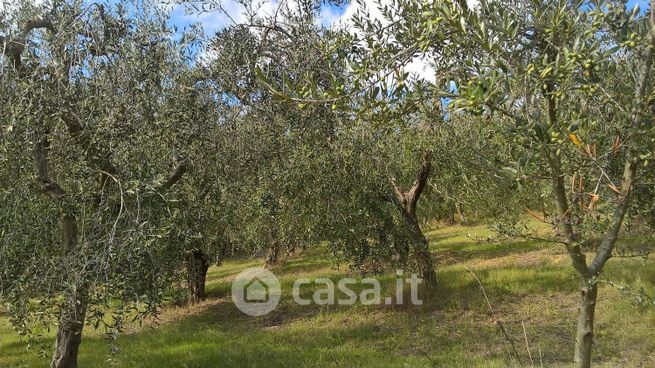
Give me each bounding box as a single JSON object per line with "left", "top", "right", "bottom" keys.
{"left": 168, "top": 0, "right": 651, "bottom": 37}
{"left": 168, "top": 0, "right": 350, "bottom": 37}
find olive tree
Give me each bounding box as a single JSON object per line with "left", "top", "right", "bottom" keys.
{"left": 438, "top": 2, "right": 655, "bottom": 366}
{"left": 0, "top": 1, "right": 197, "bottom": 366}
{"left": 256, "top": 19, "right": 523, "bottom": 287}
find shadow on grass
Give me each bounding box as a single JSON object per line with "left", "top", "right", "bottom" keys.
{"left": 2, "top": 259, "right": 649, "bottom": 368}
{"left": 5, "top": 228, "right": 652, "bottom": 368}
{"left": 432, "top": 239, "right": 554, "bottom": 265}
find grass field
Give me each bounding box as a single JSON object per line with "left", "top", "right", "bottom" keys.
{"left": 1, "top": 223, "right": 654, "bottom": 367}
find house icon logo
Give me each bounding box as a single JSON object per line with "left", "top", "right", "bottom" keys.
{"left": 232, "top": 267, "right": 281, "bottom": 316}
{"left": 244, "top": 277, "right": 270, "bottom": 303}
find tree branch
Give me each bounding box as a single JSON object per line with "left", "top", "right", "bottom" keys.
{"left": 2, "top": 17, "right": 56, "bottom": 70}
{"left": 588, "top": 0, "right": 655, "bottom": 275}
{"left": 34, "top": 134, "right": 66, "bottom": 198}
{"left": 60, "top": 111, "right": 119, "bottom": 182}
{"left": 159, "top": 158, "right": 187, "bottom": 192}
{"left": 389, "top": 149, "right": 432, "bottom": 221}
{"left": 405, "top": 150, "right": 432, "bottom": 212}
{"left": 543, "top": 79, "right": 591, "bottom": 279}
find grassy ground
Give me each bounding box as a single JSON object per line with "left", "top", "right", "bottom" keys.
{"left": 1, "top": 223, "right": 654, "bottom": 367}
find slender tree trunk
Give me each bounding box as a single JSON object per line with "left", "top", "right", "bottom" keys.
{"left": 186, "top": 250, "right": 209, "bottom": 304}
{"left": 574, "top": 279, "right": 598, "bottom": 368}
{"left": 544, "top": 79, "right": 638, "bottom": 368}
{"left": 455, "top": 202, "right": 467, "bottom": 224}
{"left": 573, "top": 12, "right": 653, "bottom": 367}
{"left": 287, "top": 240, "right": 296, "bottom": 257}
{"left": 266, "top": 240, "right": 280, "bottom": 267}
{"left": 51, "top": 212, "right": 88, "bottom": 368}
{"left": 391, "top": 150, "right": 437, "bottom": 286}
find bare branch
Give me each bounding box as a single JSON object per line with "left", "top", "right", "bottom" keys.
{"left": 34, "top": 134, "right": 66, "bottom": 198}
{"left": 2, "top": 18, "right": 56, "bottom": 70}
{"left": 159, "top": 158, "right": 188, "bottom": 192}
{"left": 390, "top": 149, "right": 432, "bottom": 215}
{"left": 405, "top": 149, "right": 432, "bottom": 210}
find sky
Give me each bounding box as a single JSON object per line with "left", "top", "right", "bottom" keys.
{"left": 169, "top": 0, "right": 349, "bottom": 35}
{"left": 3, "top": 0, "right": 651, "bottom": 29}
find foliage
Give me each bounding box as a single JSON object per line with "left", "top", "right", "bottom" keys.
{"left": 0, "top": 0, "right": 199, "bottom": 351}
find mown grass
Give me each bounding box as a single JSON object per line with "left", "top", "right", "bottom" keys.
{"left": 1, "top": 223, "right": 654, "bottom": 367}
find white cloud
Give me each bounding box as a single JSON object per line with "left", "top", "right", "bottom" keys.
{"left": 324, "top": 0, "right": 480, "bottom": 82}
{"left": 326, "top": 0, "right": 436, "bottom": 82}
{"left": 318, "top": 4, "right": 343, "bottom": 28}
{"left": 178, "top": 0, "right": 284, "bottom": 65}
{"left": 170, "top": 1, "right": 248, "bottom": 35}
{"left": 171, "top": 0, "right": 289, "bottom": 36}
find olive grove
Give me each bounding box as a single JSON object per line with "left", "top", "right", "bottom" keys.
{"left": 1, "top": 0, "right": 654, "bottom": 367}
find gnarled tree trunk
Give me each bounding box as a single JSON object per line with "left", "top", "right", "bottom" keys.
{"left": 392, "top": 150, "right": 437, "bottom": 286}
{"left": 186, "top": 249, "right": 210, "bottom": 304}
{"left": 455, "top": 202, "right": 467, "bottom": 225}
{"left": 51, "top": 297, "right": 87, "bottom": 368}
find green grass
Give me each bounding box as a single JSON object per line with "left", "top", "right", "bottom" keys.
{"left": 1, "top": 223, "right": 654, "bottom": 367}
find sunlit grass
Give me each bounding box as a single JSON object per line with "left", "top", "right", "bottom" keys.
{"left": 1, "top": 222, "right": 653, "bottom": 367}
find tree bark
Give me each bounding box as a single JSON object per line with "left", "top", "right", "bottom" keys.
{"left": 51, "top": 210, "right": 86, "bottom": 368}
{"left": 406, "top": 214, "right": 437, "bottom": 286}
{"left": 186, "top": 250, "right": 210, "bottom": 304}
{"left": 265, "top": 240, "right": 281, "bottom": 267}
{"left": 51, "top": 297, "right": 87, "bottom": 368}
{"left": 574, "top": 279, "right": 598, "bottom": 368}
{"left": 391, "top": 150, "right": 437, "bottom": 286}
{"left": 455, "top": 202, "right": 467, "bottom": 224}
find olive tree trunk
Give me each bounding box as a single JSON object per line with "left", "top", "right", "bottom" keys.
{"left": 51, "top": 215, "right": 87, "bottom": 368}
{"left": 51, "top": 297, "right": 87, "bottom": 368}
{"left": 265, "top": 240, "right": 281, "bottom": 267}
{"left": 574, "top": 279, "right": 598, "bottom": 367}
{"left": 37, "top": 141, "right": 87, "bottom": 368}
{"left": 455, "top": 202, "right": 467, "bottom": 224}
{"left": 403, "top": 211, "right": 436, "bottom": 286}
{"left": 392, "top": 150, "right": 437, "bottom": 286}
{"left": 186, "top": 250, "right": 210, "bottom": 304}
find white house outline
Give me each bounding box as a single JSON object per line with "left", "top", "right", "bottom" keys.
{"left": 244, "top": 277, "right": 269, "bottom": 303}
